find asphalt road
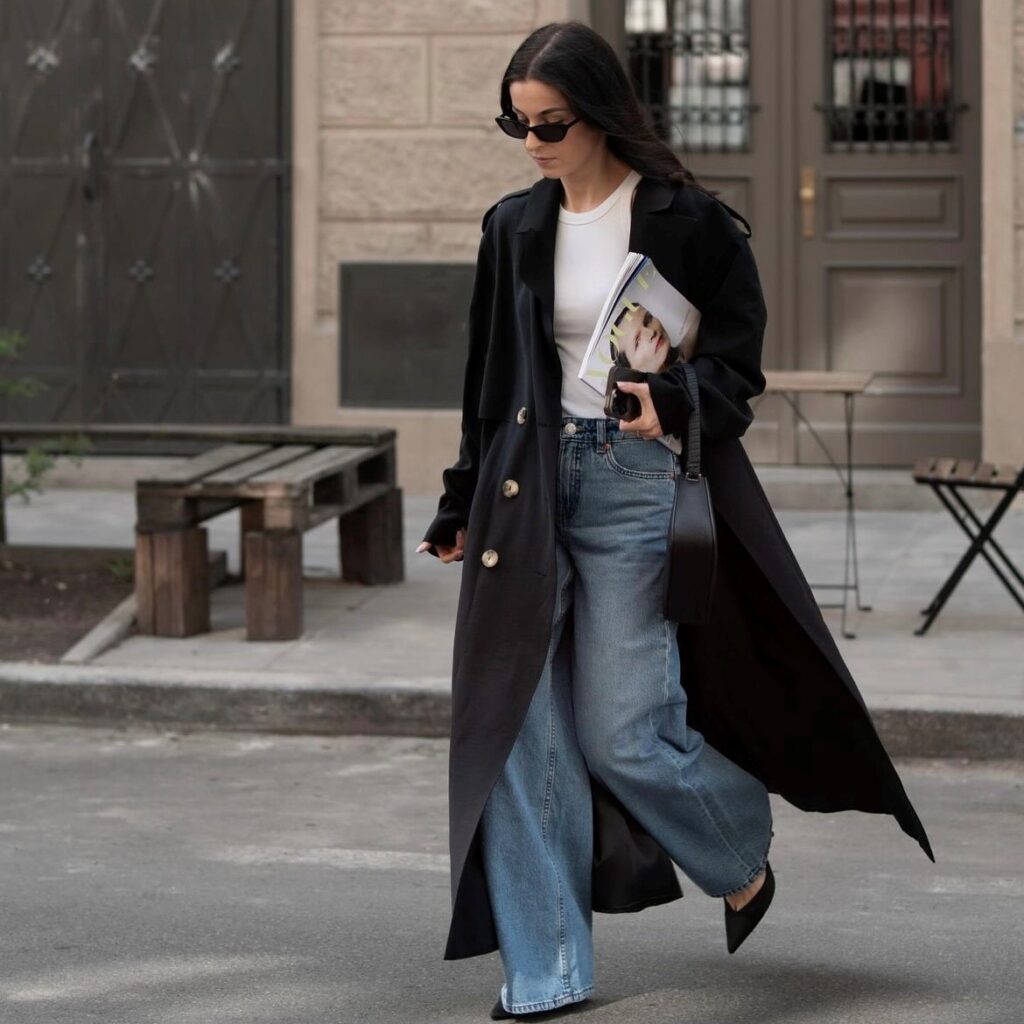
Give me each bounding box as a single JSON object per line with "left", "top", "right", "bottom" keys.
{"left": 0, "top": 724, "right": 1020, "bottom": 1024}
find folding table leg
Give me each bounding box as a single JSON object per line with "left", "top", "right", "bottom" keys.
{"left": 916, "top": 481, "right": 1024, "bottom": 635}
{"left": 774, "top": 390, "right": 871, "bottom": 638}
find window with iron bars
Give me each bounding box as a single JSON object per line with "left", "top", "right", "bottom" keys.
{"left": 625, "top": 0, "right": 755, "bottom": 154}
{"left": 816, "top": 0, "right": 966, "bottom": 152}
{"left": 624, "top": 0, "right": 965, "bottom": 155}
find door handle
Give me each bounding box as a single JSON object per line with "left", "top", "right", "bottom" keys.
{"left": 82, "top": 131, "right": 100, "bottom": 201}
{"left": 799, "top": 166, "right": 815, "bottom": 239}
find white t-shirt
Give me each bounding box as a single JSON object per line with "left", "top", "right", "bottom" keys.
{"left": 552, "top": 167, "right": 642, "bottom": 418}
{"left": 551, "top": 167, "right": 683, "bottom": 455}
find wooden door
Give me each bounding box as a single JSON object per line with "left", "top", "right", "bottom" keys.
{"left": 622, "top": 0, "right": 980, "bottom": 465}
{"left": 790, "top": 0, "right": 980, "bottom": 464}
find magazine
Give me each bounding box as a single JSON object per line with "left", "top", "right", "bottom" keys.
{"left": 576, "top": 252, "right": 700, "bottom": 454}
{"left": 578, "top": 252, "right": 700, "bottom": 396}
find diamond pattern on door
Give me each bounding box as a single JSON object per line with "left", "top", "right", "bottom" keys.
{"left": 0, "top": 0, "right": 289, "bottom": 425}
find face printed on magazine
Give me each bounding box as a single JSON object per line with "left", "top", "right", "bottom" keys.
{"left": 576, "top": 253, "right": 699, "bottom": 409}
{"left": 609, "top": 303, "right": 683, "bottom": 374}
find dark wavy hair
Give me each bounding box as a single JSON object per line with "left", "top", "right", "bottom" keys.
{"left": 499, "top": 20, "right": 718, "bottom": 198}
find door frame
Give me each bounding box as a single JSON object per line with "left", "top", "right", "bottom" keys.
{"left": 787, "top": 0, "right": 981, "bottom": 466}
{"left": 590, "top": 0, "right": 986, "bottom": 466}
{"left": 979, "top": 0, "right": 1018, "bottom": 466}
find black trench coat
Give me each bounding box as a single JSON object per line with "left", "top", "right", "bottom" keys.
{"left": 422, "top": 172, "right": 934, "bottom": 961}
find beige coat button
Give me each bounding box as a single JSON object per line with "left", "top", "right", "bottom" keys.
{"left": 516, "top": 406, "right": 528, "bottom": 425}
{"left": 502, "top": 479, "right": 520, "bottom": 498}
{"left": 481, "top": 548, "right": 499, "bottom": 568}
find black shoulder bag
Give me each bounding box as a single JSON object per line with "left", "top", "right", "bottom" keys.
{"left": 663, "top": 362, "right": 717, "bottom": 624}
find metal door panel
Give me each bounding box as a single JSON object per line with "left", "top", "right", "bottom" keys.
{"left": 0, "top": 0, "right": 289, "bottom": 425}
{"left": 622, "top": 0, "right": 979, "bottom": 465}
{"left": 793, "top": 0, "right": 979, "bottom": 464}
{"left": 1, "top": 0, "right": 93, "bottom": 420}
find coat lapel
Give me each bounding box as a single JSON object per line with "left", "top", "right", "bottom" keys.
{"left": 514, "top": 173, "right": 701, "bottom": 350}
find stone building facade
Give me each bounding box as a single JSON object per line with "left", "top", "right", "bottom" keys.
{"left": 288, "top": 1, "right": 1020, "bottom": 494}
{"left": 290, "top": 2, "right": 584, "bottom": 496}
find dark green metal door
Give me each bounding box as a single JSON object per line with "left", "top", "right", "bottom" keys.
{"left": 0, "top": 0, "right": 290, "bottom": 424}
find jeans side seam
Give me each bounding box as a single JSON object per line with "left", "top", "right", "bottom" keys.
{"left": 648, "top": 738, "right": 760, "bottom": 882}
{"left": 539, "top": 668, "right": 572, "bottom": 997}
{"left": 649, "top": 619, "right": 762, "bottom": 885}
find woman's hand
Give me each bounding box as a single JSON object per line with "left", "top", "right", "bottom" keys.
{"left": 416, "top": 527, "right": 466, "bottom": 563}
{"left": 614, "top": 380, "right": 665, "bottom": 438}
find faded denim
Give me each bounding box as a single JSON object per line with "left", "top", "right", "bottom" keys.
{"left": 479, "top": 415, "right": 773, "bottom": 1015}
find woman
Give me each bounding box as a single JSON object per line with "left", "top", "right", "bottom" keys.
{"left": 417, "top": 21, "right": 932, "bottom": 1022}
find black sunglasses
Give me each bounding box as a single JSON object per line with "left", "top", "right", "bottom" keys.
{"left": 494, "top": 114, "right": 582, "bottom": 143}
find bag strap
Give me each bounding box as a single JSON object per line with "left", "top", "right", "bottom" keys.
{"left": 682, "top": 362, "right": 701, "bottom": 480}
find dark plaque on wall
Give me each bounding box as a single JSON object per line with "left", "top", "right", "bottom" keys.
{"left": 339, "top": 262, "right": 476, "bottom": 408}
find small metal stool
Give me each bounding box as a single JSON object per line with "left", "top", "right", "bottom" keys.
{"left": 911, "top": 456, "right": 1024, "bottom": 635}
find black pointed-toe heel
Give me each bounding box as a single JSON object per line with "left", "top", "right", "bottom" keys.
{"left": 491, "top": 996, "right": 515, "bottom": 1020}
{"left": 723, "top": 860, "right": 775, "bottom": 954}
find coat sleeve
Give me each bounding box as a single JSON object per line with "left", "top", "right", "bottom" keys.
{"left": 420, "top": 207, "right": 498, "bottom": 557}
{"left": 644, "top": 203, "right": 767, "bottom": 443}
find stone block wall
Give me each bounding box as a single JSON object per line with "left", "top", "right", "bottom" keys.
{"left": 316, "top": 5, "right": 543, "bottom": 318}
{"left": 291, "top": 1, "right": 587, "bottom": 497}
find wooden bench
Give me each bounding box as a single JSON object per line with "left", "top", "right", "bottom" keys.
{"left": 0, "top": 423, "right": 403, "bottom": 641}
{"left": 911, "top": 456, "right": 1024, "bottom": 635}
{"left": 135, "top": 440, "right": 403, "bottom": 641}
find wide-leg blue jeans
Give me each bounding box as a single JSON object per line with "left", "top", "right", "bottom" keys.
{"left": 479, "top": 415, "right": 774, "bottom": 1015}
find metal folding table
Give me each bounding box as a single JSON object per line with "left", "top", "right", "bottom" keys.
{"left": 752, "top": 370, "right": 876, "bottom": 639}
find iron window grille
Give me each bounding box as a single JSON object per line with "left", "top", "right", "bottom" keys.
{"left": 626, "top": 0, "right": 758, "bottom": 154}
{"left": 814, "top": 0, "right": 968, "bottom": 152}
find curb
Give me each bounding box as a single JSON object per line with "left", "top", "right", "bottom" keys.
{"left": 866, "top": 707, "right": 1023, "bottom": 760}
{"left": 0, "top": 661, "right": 1020, "bottom": 758}
{"left": 0, "top": 663, "right": 451, "bottom": 737}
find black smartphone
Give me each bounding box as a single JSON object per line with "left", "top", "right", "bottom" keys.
{"left": 603, "top": 367, "right": 647, "bottom": 421}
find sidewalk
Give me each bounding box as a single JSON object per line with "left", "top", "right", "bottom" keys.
{"left": 1, "top": 485, "right": 1021, "bottom": 756}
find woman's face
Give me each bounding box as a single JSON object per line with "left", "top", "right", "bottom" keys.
{"left": 619, "top": 305, "right": 670, "bottom": 373}
{"left": 507, "top": 78, "right": 604, "bottom": 176}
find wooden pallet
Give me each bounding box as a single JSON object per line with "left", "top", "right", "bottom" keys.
{"left": 134, "top": 440, "right": 403, "bottom": 641}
